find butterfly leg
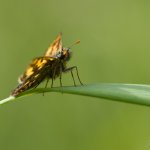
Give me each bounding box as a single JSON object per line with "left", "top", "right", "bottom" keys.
{"left": 34, "top": 82, "right": 40, "bottom": 89}
{"left": 34, "top": 78, "right": 45, "bottom": 89}
{"left": 51, "top": 65, "right": 57, "bottom": 88}
{"left": 59, "top": 66, "right": 64, "bottom": 93}
{"left": 51, "top": 77, "right": 54, "bottom": 88}
{"left": 64, "top": 66, "right": 83, "bottom": 86}
{"left": 59, "top": 69, "right": 62, "bottom": 87}
{"left": 70, "top": 68, "right": 76, "bottom": 86}
{"left": 43, "top": 78, "right": 50, "bottom": 96}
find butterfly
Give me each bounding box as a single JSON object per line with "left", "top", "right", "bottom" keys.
{"left": 11, "top": 33, "right": 83, "bottom": 97}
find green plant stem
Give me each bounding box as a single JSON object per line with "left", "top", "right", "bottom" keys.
{"left": 0, "top": 96, "right": 15, "bottom": 105}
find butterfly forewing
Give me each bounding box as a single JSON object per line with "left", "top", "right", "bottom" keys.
{"left": 44, "top": 33, "right": 62, "bottom": 57}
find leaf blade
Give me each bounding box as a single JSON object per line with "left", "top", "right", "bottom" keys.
{"left": 18, "top": 83, "right": 150, "bottom": 106}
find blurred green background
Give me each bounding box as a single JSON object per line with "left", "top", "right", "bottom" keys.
{"left": 0, "top": 0, "right": 150, "bottom": 150}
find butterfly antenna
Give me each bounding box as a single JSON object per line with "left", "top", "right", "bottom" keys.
{"left": 68, "top": 40, "right": 80, "bottom": 48}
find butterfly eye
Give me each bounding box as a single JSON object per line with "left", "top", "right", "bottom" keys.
{"left": 55, "top": 51, "right": 62, "bottom": 58}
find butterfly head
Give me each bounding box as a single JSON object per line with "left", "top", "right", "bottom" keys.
{"left": 60, "top": 47, "right": 72, "bottom": 61}
{"left": 59, "top": 40, "right": 80, "bottom": 61}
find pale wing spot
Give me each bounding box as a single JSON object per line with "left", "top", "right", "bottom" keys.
{"left": 34, "top": 74, "right": 39, "bottom": 78}
{"left": 36, "top": 59, "right": 47, "bottom": 69}
{"left": 32, "top": 59, "right": 38, "bottom": 64}
{"left": 18, "top": 76, "right": 23, "bottom": 84}
{"left": 49, "top": 58, "right": 54, "bottom": 61}
{"left": 36, "top": 60, "right": 43, "bottom": 67}
{"left": 42, "top": 59, "right": 47, "bottom": 64}
{"left": 26, "top": 67, "right": 34, "bottom": 76}
{"left": 21, "top": 80, "right": 30, "bottom": 86}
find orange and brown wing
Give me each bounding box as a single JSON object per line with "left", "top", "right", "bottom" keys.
{"left": 18, "top": 57, "right": 52, "bottom": 83}
{"left": 12, "top": 57, "right": 56, "bottom": 96}
{"left": 44, "top": 33, "right": 62, "bottom": 57}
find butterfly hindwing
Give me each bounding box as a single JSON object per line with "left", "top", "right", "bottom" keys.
{"left": 12, "top": 57, "right": 57, "bottom": 96}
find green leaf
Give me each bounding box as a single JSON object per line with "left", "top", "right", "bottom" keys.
{"left": 1, "top": 83, "right": 150, "bottom": 106}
